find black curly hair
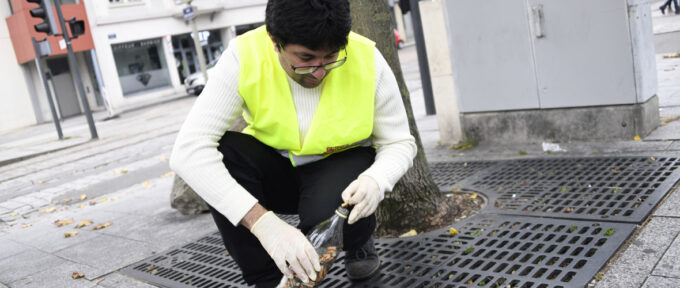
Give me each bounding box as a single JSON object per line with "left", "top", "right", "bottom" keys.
{"left": 265, "top": 0, "right": 352, "bottom": 51}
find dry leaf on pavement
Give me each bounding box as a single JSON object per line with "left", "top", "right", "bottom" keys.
{"left": 449, "top": 228, "right": 459, "bottom": 235}
{"left": 142, "top": 181, "right": 154, "bottom": 189}
{"left": 93, "top": 222, "right": 112, "bottom": 230}
{"left": 9, "top": 212, "right": 18, "bottom": 217}
{"left": 75, "top": 220, "right": 93, "bottom": 228}
{"left": 469, "top": 193, "right": 478, "bottom": 199}
{"left": 160, "top": 171, "right": 175, "bottom": 178}
{"left": 114, "top": 169, "right": 128, "bottom": 175}
{"left": 64, "top": 231, "right": 79, "bottom": 238}
{"left": 99, "top": 197, "right": 108, "bottom": 203}
{"left": 78, "top": 194, "right": 87, "bottom": 201}
{"left": 37, "top": 180, "right": 45, "bottom": 184}
{"left": 21, "top": 223, "right": 32, "bottom": 228}
{"left": 89, "top": 199, "right": 98, "bottom": 206}
{"left": 95, "top": 279, "right": 104, "bottom": 285}
{"left": 160, "top": 155, "right": 168, "bottom": 161}
{"left": 63, "top": 198, "right": 72, "bottom": 204}
{"left": 54, "top": 219, "right": 73, "bottom": 227}
{"left": 78, "top": 204, "right": 87, "bottom": 209}
{"left": 39, "top": 207, "right": 57, "bottom": 214}
{"left": 71, "top": 272, "right": 85, "bottom": 279}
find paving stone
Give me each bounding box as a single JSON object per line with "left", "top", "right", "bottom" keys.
{"left": 99, "top": 206, "right": 213, "bottom": 252}
{"left": 0, "top": 250, "right": 65, "bottom": 283}
{"left": 92, "top": 272, "right": 158, "bottom": 288}
{"left": 641, "top": 276, "right": 680, "bottom": 288}
{"left": 0, "top": 238, "right": 28, "bottom": 260}
{"left": 653, "top": 234, "right": 680, "bottom": 278}
{"left": 5, "top": 209, "right": 126, "bottom": 253}
{"left": 655, "top": 186, "right": 680, "bottom": 217}
{"left": 596, "top": 217, "right": 680, "bottom": 288}
{"left": 54, "top": 234, "right": 156, "bottom": 279}
{"left": 8, "top": 260, "right": 100, "bottom": 288}
{"left": 669, "top": 141, "right": 680, "bottom": 151}
{"left": 0, "top": 201, "right": 30, "bottom": 211}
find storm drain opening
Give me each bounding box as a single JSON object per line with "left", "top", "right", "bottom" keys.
{"left": 121, "top": 157, "right": 676, "bottom": 287}
{"left": 463, "top": 157, "right": 680, "bottom": 223}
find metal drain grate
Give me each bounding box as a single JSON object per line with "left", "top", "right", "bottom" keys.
{"left": 121, "top": 214, "right": 635, "bottom": 288}
{"left": 468, "top": 157, "right": 680, "bottom": 222}
{"left": 121, "top": 157, "right": 679, "bottom": 287}
{"left": 430, "top": 161, "right": 498, "bottom": 191}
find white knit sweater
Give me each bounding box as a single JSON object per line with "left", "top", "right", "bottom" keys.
{"left": 170, "top": 39, "right": 416, "bottom": 226}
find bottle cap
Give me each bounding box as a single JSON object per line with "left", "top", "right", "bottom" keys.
{"left": 335, "top": 206, "right": 349, "bottom": 219}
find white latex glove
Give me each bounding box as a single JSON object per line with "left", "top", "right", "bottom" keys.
{"left": 341, "top": 175, "right": 383, "bottom": 224}
{"left": 250, "top": 211, "right": 321, "bottom": 283}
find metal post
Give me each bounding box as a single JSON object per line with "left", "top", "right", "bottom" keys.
{"left": 409, "top": 0, "right": 436, "bottom": 115}
{"left": 53, "top": 0, "right": 98, "bottom": 139}
{"left": 32, "top": 37, "right": 63, "bottom": 140}
{"left": 188, "top": 1, "right": 208, "bottom": 82}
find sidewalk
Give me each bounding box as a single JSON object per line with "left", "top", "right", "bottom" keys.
{"left": 0, "top": 91, "right": 190, "bottom": 167}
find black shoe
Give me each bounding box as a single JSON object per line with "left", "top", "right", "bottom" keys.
{"left": 675, "top": 9, "right": 679, "bottom": 14}
{"left": 344, "top": 236, "right": 380, "bottom": 280}
{"left": 660, "top": 6, "right": 666, "bottom": 14}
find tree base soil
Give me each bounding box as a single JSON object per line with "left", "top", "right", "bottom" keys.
{"left": 376, "top": 192, "right": 485, "bottom": 238}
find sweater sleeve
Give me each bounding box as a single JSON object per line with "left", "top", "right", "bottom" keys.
{"left": 360, "top": 48, "right": 417, "bottom": 192}
{"left": 169, "top": 39, "right": 258, "bottom": 226}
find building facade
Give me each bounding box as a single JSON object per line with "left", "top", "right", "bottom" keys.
{"left": 0, "top": 0, "right": 266, "bottom": 133}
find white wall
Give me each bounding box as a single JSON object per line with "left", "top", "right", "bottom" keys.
{"left": 0, "top": 1, "right": 38, "bottom": 133}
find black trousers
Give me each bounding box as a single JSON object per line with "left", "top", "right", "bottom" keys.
{"left": 208, "top": 132, "right": 377, "bottom": 287}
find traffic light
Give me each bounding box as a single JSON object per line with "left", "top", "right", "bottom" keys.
{"left": 67, "top": 18, "right": 85, "bottom": 39}
{"left": 27, "top": 0, "right": 59, "bottom": 35}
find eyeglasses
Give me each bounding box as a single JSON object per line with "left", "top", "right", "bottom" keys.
{"left": 279, "top": 44, "right": 347, "bottom": 75}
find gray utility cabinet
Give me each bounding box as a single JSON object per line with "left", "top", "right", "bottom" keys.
{"left": 444, "top": 0, "right": 654, "bottom": 113}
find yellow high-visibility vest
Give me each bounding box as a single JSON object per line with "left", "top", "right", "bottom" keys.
{"left": 237, "top": 26, "right": 376, "bottom": 165}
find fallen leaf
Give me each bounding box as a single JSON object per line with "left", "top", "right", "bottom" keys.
{"left": 54, "top": 219, "right": 73, "bottom": 227}
{"left": 9, "top": 212, "right": 18, "bottom": 217}
{"left": 160, "top": 171, "right": 175, "bottom": 178}
{"left": 160, "top": 155, "right": 168, "bottom": 161}
{"left": 518, "top": 150, "right": 527, "bottom": 155}
{"left": 467, "top": 280, "right": 474, "bottom": 285}
{"left": 633, "top": 135, "right": 641, "bottom": 141}
{"left": 78, "top": 204, "right": 87, "bottom": 209}
{"left": 99, "top": 197, "right": 108, "bottom": 203}
{"left": 95, "top": 279, "right": 104, "bottom": 285}
{"left": 111, "top": 197, "right": 119, "bottom": 201}
{"left": 71, "top": 272, "right": 85, "bottom": 279}
{"left": 151, "top": 269, "right": 158, "bottom": 275}
{"left": 39, "top": 207, "right": 57, "bottom": 214}
{"left": 399, "top": 229, "right": 418, "bottom": 238}
{"left": 142, "top": 181, "right": 154, "bottom": 189}
{"left": 21, "top": 223, "right": 32, "bottom": 228}
{"left": 89, "top": 199, "right": 98, "bottom": 206}
{"left": 37, "top": 180, "right": 45, "bottom": 184}
{"left": 75, "top": 220, "right": 93, "bottom": 228}
{"left": 469, "top": 193, "right": 477, "bottom": 199}
{"left": 114, "top": 169, "right": 128, "bottom": 175}
{"left": 146, "top": 265, "right": 155, "bottom": 270}
{"left": 78, "top": 194, "right": 87, "bottom": 201}
{"left": 63, "top": 198, "right": 72, "bottom": 204}
{"left": 64, "top": 231, "right": 79, "bottom": 238}
{"left": 93, "top": 222, "right": 112, "bottom": 230}
{"left": 449, "top": 228, "right": 459, "bottom": 235}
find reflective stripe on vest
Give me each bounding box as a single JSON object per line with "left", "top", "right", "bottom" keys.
{"left": 237, "top": 26, "right": 376, "bottom": 164}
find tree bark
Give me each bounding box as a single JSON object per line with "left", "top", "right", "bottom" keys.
{"left": 349, "top": 0, "right": 442, "bottom": 235}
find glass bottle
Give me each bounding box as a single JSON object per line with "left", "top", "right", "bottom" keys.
{"left": 287, "top": 204, "right": 349, "bottom": 288}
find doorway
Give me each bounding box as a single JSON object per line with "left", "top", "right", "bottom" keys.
{"left": 46, "top": 57, "right": 81, "bottom": 118}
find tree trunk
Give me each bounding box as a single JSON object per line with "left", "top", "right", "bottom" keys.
{"left": 349, "top": 0, "right": 442, "bottom": 235}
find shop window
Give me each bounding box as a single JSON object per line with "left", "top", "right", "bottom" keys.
{"left": 112, "top": 38, "right": 172, "bottom": 96}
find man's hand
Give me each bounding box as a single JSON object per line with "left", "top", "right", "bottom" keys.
{"left": 249, "top": 211, "right": 321, "bottom": 283}
{"left": 341, "top": 175, "right": 383, "bottom": 224}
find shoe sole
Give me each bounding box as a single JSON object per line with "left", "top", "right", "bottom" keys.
{"left": 347, "top": 260, "right": 381, "bottom": 281}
